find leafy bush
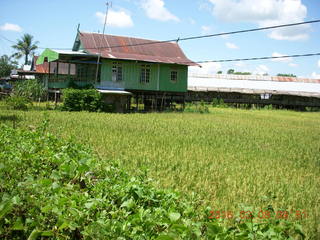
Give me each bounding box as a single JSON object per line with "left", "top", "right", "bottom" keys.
{"left": 184, "top": 101, "right": 210, "bottom": 114}
{"left": 4, "top": 95, "right": 31, "bottom": 110}
{"left": 4, "top": 79, "right": 46, "bottom": 110}
{"left": 62, "top": 89, "right": 102, "bottom": 112}
{"left": 0, "top": 121, "right": 205, "bottom": 239}
{"left": 12, "top": 79, "right": 46, "bottom": 101}
{"left": 212, "top": 98, "right": 227, "bottom": 108}
{"left": 0, "top": 121, "right": 306, "bottom": 239}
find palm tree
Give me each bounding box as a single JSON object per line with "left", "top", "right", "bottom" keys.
{"left": 12, "top": 34, "right": 39, "bottom": 65}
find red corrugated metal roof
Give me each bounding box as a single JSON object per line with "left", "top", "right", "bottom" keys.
{"left": 78, "top": 32, "right": 198, "bottom": 66}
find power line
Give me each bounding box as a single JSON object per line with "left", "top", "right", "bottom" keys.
{"left": 0, "top": 19, "right": 319, "bottom": 50}
{"left": 179, "top": 19, "right": 320, "bottom": 41}
{"left": 0, "top": 35, "right": 16, "bottom": 44}
{"left": 2, "top": 29, "right": 319, "bottom": 63}
{"left": 183, "top": 52, "right": 320, "bottom": 64}
{"left": 86, "top": 19, "right": 320, "bottom": 51}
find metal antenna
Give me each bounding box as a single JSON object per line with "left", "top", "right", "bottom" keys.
{"left": 102, "top": 2, "right": 111, "bottom": 35}
{"left": 95, "top": 1, "right": 112, "bottom": 83}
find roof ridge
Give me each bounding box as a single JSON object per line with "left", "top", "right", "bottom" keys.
{"left": 79, "top": 31, "right": 178, "bottom": 45}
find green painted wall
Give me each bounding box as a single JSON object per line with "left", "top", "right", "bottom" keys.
{"left": 100, "top": 59, "right": 188, "bottom": 92}
{"left": 159, "top": 64, "right": 188, "bottom": 92}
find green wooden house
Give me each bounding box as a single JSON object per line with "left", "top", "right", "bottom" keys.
{"left": 36, "top": 32, "right": 197, "bottom": 111}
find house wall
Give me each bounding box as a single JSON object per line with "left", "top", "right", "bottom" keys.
{"left": 159, "top": 64, "right": 187, "bottom": 92}
{"left": 100, "top": 59, "right": 188, "bottom": 92}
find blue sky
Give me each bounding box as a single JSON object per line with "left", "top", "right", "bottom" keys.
{"left": 1, "top": 0, "right": 320, "bottom": 78}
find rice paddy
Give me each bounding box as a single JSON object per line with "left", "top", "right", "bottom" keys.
{"left": 1, "top": 107, "right": 319, "bottom": 238}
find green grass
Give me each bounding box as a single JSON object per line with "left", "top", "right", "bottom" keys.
{"left": 1, "top": 105, "right": 319, "bottom": 238}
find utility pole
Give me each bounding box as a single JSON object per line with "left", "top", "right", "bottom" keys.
{"left": 95, "top": 1, "right": 112, "bottom": 83}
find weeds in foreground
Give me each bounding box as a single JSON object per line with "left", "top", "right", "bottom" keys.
{"left": 0, "top": 119, "right": 307, "bottom": 239}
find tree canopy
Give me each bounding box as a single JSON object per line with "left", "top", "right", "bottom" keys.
{"left": 277, "top": 73, "right": 297, "bottom": 77}
{"left": 0, "top": 55, "right": 18, "bottom": 78}
{"left": 11, "top": 33, "right": 39, "bottom": 65}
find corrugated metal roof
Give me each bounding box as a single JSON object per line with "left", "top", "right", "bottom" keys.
{"left": 188, "top": 74, "right": 320, "bottom": 98}
{"left": 97, "top": 89, "right": 132, "bottom": 95}
{"left": 78, "top": 32, "right": 198, "bottom": 66}
{"left": 52, "top": 49, "right": 92, "bottom": 55}
{"left": 188, "top": 86, "right": 320, "bottom": 98}
{"left": 192, "top": 74, "right": 320, "bottom": 84}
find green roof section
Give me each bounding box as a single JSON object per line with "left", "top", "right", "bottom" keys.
{"left": 36, "top": 48, "right": 59, "bottom": 65}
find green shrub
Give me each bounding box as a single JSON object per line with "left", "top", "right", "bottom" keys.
{"left": 12, "top": 79, "right": 46, "bottom": 101}
{"left": 62, "top": 89, "right": 102, "bottom": 112}
{"left": 184, "top": 101, "right": 210, "bottom": 113}
{"left": 212, "top": 98, "right": 228, "bottom": 108}
{"left": 5, "top": 95, "right": 31, "bottom": 110}
{"left": 0, "top": 121, "right": 205, "bottom": 239}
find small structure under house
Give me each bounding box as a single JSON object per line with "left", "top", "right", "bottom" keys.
{"left": 36, "top": 31, "right": 197, "bottom": 112}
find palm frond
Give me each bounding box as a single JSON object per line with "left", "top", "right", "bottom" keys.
{"left": 11, "top": 33, "right": 39, "bottom": 65}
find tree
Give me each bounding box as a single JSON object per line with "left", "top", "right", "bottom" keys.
{"left": 11, "top": 33, "right": 39, "bottom": 65}
{"left": 227, "top": 69, "right": 235, "bottom": 74}
{"left": 0, "top": 55, "right": 18, "bottom": 77}
{"left": 217, "top": 71, "right": 223, "bottom": 74}
{"left": 277, "top": 73, "right": 296, "bottom": 77}
{"left": 234, "top": 71, "right": 251, "bottom": 75}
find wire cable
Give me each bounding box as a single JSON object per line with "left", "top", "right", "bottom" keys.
{"left": 1, "top": 19, "right": 319, "bottom": 50}
{"left": 183, "top": 52, "right": 320, "bottom": 64}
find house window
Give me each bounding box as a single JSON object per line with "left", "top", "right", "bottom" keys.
{"left": 140, "top": 64, "right": 151, "bottom": 84}
{"left": 171, "top": 71, "right": 178, "bottom": 83}
{"left": 112, "top": 62, "right": 123, "bottom": 82}
{"left": 76, "top": 64, "right": 98, "bottom": 82}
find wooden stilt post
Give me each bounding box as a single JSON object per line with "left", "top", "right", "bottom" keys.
{"left": 136, "top": 94, "right": 139, "bottom": 112}
{"left": 182, "top": 94, "right": 185, "bottom": 111}
{"left": 54, "top": 90, "right": 57, "bottom": 108}
{"left": 161, "top": 92, "right": 166, "bottom": 111}
{"left": 48, "top": 61, "right": 51, "bottom": 82}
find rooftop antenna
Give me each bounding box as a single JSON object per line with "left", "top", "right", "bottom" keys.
{"left": 103, "top": 2, "right": 112, "bottom": 35}
{"left": 95, "top": 1, "right": 112, "bottom": 83}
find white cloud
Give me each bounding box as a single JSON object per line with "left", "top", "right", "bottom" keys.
{"left": 225, "top": 42, "right": 238, "bottom": 49}
{"left": 318, "top": 60, "right": 320, "bottom": 68}
{"left": 201, "top": 25, "right": 212, "bottom": 34}
{"left": 311, "top": 72, "right": 320, "bottom": 79}
{"left": 96, "top": 9, "right": 133, "bottom": 28}
{"left": 289, "top": 63, "right": 298, "bottom": 67}
{"left": 254, "top": 64, "right": 269, "bottom": 75}
{"left": 271, "top": 52, "right": 292, "bottom": 62}
{"left": 208, "top": 0, "right": 309, "bottom": 41}
{"left": 140, "top": 0, "right": 179, "bottom": 22}
{"left": 189, "top": 62, "right": 222, "bottom": 75}
{"left": 0, "top": 23, "right": 22, "bottom": 32}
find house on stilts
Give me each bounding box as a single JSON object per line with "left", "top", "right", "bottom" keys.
{"left": 36, "top": 31, "right": 198, "bottom": 112}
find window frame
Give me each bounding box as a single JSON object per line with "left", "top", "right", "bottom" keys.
{"left": 140, "top": 64, "right": 151, "bottom": 84}
{"left": 170, "top": 70, "right": 178, "bottom": 83}
{"left": 111, "top": 61, "right": 123, "bottom": 82}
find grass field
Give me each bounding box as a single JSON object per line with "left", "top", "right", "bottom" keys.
{"left": 1, "top": 106, "right": 319, "bottom": 238}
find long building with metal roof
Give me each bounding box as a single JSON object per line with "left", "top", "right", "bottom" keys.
{"left": 188, "top": 74, "right": 320, "bottom": 98}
